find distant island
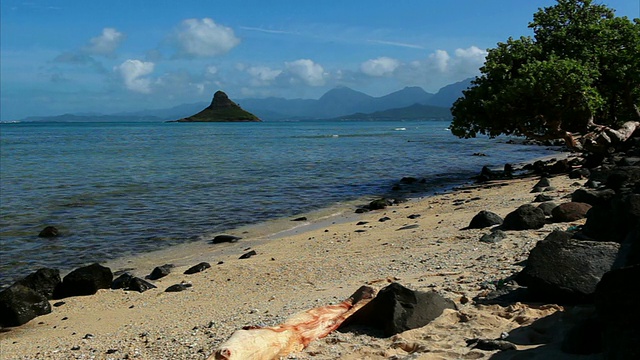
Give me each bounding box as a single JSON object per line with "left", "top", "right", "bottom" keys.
{"left": 171, "top": 91, "right": 261, "bottom": 122}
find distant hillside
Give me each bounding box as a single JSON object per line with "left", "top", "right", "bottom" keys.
{"left": 20, "top": 79, "right": 474, "bottom": 122}
{"left": 335, "top": 103, "right": 452, "bottom": 121}
{"left": 425, "top": 78, "right": 473, "bottom": 108}
{"left": 21, "top": 114, "right": 163, "bottom": 122}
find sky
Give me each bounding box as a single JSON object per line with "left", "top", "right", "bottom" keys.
{"left": 1, "top": 1, "right": 638, "bottom": 120}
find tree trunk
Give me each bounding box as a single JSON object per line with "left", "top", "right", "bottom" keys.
{"left": 582, "top": 121, "right": 640, "bottom": 153}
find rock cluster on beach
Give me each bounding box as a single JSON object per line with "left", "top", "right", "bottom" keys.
{"left": 1, "top": 133, "right": 639, "bottom": 359}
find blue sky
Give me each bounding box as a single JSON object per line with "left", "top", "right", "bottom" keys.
{"left": 1, "top": 1, "right": 638, "bottom": 120}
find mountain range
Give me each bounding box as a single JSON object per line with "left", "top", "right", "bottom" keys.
{"left": 22, "top": 78, "right": 473, "bottom": 122}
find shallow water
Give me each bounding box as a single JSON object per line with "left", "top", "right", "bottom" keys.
{"left": 0, "top": 119, "right": 559, "bottom": 285}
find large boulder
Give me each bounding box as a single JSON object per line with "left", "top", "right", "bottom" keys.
{"left": 467, "top": 210, "right": 503, "bottom": 229}
{"left": 516, "top": 230, "right": 620, "bottom": 303}
{"left": 15, "top": 268, "right": 61, "bottom": 299}
{"left": 605, "top": 166, "right": 640, "bottom": 191}
{"left": 537, "top": 202, "right": 559, "bottom": 216}
{"left": 571, "top": 188, "right": 615, "bottom": 207}
{"left": 582, "top": 193, "right": 640, "bottom": 243}
{"left": 53, "top": 263, "right": 113, "bottom": 299}
{"left": 595, "top": 264, "right": 640, "bottom": 360}
{"left": 502, "top": 204, "right": 546, "bottom": 230}
{"left": 343, "top": 283, "right": 457, "bottom": 336}
{"left": 0, "top": 284, "right": 51, "bottom": 327}
{"left": 551, "top": 202, "right": 592, "bottom": 222}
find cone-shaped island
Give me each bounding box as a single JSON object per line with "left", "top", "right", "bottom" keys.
{"left": 173, "top": 91, "right": 261, "bottom": 122}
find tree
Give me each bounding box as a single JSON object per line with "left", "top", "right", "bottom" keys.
{"left": 450, "top": 0, "right": 640, "bottom": 152}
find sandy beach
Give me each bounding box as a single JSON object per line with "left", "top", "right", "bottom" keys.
{"left": 0, "top": 161, "right": 590, "bottom": 360}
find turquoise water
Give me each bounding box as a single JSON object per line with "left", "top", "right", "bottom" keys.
{"left": 0, "top": 120, "right": 558, "bottom": 286}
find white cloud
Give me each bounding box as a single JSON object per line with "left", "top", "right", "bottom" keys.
{"left": 284, "top": 59, "right": 326, "bottom": 86}
{"left": 84, "top": 28, "right": 124, "bottom": 56}
{"left": 428, "top": 50, "right": 451, "bottom": 73}
{"left": 247, "top": 66, "right": 282, "bottom": 86}
{"left": 395, "top": 46, "right": 487, "bottom": 91}
{"left": 360, "top": 57, "right": 400, "bottom": 77}
{"left": 173, "top": 18, "right": 240, "bottom": 57}
{"left": 115, "top": 59, "right": 154, "bottom": 93}
{"left": 205, "top": 65, "right": 218, "bottom": 77}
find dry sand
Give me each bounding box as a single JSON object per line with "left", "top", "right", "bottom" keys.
{"left": 0, "top": 167, "right": 593, "bottom": 360}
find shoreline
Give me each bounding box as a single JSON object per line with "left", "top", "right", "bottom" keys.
{"left": 0, "top": 151, "right": 584, "bottom": 359}
{"left": 96, "top": 149, "right": 570, "bottom": 282}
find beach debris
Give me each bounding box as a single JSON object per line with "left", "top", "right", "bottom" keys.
{"left": 211, "top": 285, "right": 376, "bottom": 360}
{"left": 502, "top": 204, "right": 546, "bottom": 230}
{"left": 165, "top": 282, "right": 192, "bottom": 292}
{"left": 210, "top": 235, "right": 242, "bottom": 244}
{"left": 342, "top": 283, "right": 457, "bottom": 336}
{"left": 466, "top": 210, "right": 503, "bottom": 229}
{"left": 38, "top": 226, "right": 59, "bottom": 238}
{"left": 146, "top": 264, "right": 174, "bottom": 280}
{"left": 184, "top": 262, "right": 211, "bottom": 274}
{"left": 239, "top": 250, "right": 257, "bottom": 259}
{"left": 0, "top": 284, "right": 52, "bottom": 327}
{"left": 551, "top": 202, "right": 591, "bottom": 222}
{"left": 111, "top": 273, "right": 156, "bottom": 293}
{"left": 53, "top": 263, "right": 113, "bottom": 299}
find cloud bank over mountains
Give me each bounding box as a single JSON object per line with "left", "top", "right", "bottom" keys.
{"left": 3, "top": 16, "right": 486, "bottom": 119}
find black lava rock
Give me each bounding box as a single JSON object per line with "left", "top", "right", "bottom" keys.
{"left": 210, "top": 235, "right": 241, "bottom": 244}
{"left": 343, "top": 283, "right": 457, "bottom": 336}
{"left": 147, "top": 264, "right": 174, "bottom": 280}
{"left": 15, "top": 268, "right": 61, "bottom": 299}
{"left": 239, "top": 250, "right": 257, "bottom": 259}
{"left": 502, "top": 204, "right": 546, "bottom": 230}
{"left": 467, "top": 210, "right": 503, "bottom": 229}
{"left": 516, "top": 230, "right": 620, "bottom": 303}
{"left": 184, "top": 262, "right": 211, "bottom": 275}
{"left": 53, "top": 263, "right": 113, "bottom": 299}
{"left": 38, "top": 226, "right": 59, "bottom": 238}
{"left": 0, "top": 284, "right": 52, "bottom": 327}
{"left": 111, "top": 273, "right": 156, "bottom": 293}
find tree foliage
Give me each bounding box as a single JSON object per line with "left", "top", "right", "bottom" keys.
{"left": 450, "top": 0, "right": 640, "bottom": 150}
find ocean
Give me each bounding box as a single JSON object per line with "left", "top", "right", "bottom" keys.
{"left": 0, "top": 119, "right": 560, "bottom": 286}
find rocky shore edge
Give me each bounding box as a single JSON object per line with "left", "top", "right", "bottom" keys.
{"left": 1, "top": 135, "right": 638, "bottom": 359}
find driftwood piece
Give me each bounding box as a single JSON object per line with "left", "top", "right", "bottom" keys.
{"left": 211, "top": 285, "right": 377, "bottom": 360}
{"left": 583, "top": 121, "right": 640, "bottom": 153}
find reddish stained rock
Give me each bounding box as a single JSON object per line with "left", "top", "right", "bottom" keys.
{"left": 552, "top": 202, "right": 592, "bottom": 223}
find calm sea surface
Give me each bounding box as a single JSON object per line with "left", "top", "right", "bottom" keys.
{"left": 0, "top": 120, "right": 559, "bottom": 286}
